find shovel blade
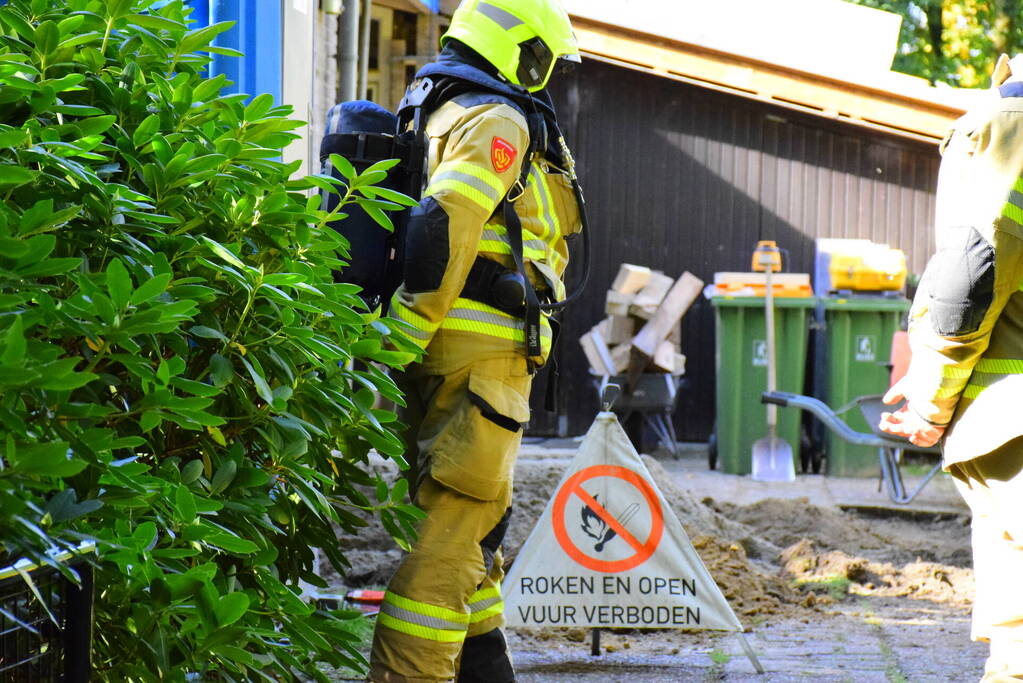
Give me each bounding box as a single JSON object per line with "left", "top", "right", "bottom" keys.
{"left": 751, "top": 435, "right": 795, "bottom": 482}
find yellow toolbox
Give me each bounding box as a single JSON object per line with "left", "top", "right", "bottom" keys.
{"left": 817, "top": 239, "right": 907, "bottom": 293}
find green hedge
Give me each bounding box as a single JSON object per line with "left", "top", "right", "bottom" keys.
{"left": 0, "top": 0, "right": 422, "bottom": 679}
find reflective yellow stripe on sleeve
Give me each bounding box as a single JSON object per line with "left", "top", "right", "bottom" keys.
{"left": 1002, "top": 178, "right": 1023, "bottom": 225}
{"left": 934, "top": 365, "right": 972, "bottom": 398}
{"left": 961, "top": 357, "right": 1023, "bottom": 399}
{"left": 962, "top": 384, "right": 984, "bottom": 400}
{"left": 425, "top": 161, "right": 506, "bottom": 214}
{"left": 1002, "top": 201, "right": 1023, "bottom": 226}
{"left": 468, "top": 585, "right": 504, "bottom": 624}
{"left": 378, "top": 591, "right": 469, "bottom": 644}
{"left": 389, "top": 295, "right": 440, "bottom": 350}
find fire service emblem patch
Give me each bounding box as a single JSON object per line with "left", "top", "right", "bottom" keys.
{"left": 491, "top": 136, "right": 517, "bottom": 173}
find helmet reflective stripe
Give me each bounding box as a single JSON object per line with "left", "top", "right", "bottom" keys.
{"left": 477, "top": 2, "right": 523, "bottom": 30}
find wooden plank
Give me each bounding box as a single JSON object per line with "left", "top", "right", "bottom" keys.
{"left": 629, "top": 272, "right": 675, "bottom": 318}
{"left": 579, "top": 330, "right": 614, "bottom": 376}
{"left": 604, "top": 315, "right": 635, "bottom": 346}
{"left": 632, "top": 272, "right": 705, "bottom": 359}
{"left": 610, "top": 263, "right": 652, "bottom": 294}
{"left": 667, "top": 321, "right": 682, "bottom": 351}
{"left": 605, "top": 290, "right": 634, "bottom": 317}
{"left": 610, "top": 343, "right": 632, "bottom": 375}
{"left": 652, "top": 340, "right": 676, "bottom": 373}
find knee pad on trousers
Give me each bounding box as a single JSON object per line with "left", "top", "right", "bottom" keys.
{"left": 457, "top": 628, "right": 515, "bottom": 683}
{"left": 480, "top": 506, "right": 512, "bottom": 573}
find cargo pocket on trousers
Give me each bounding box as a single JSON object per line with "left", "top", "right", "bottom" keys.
{"left": 431, "top": 371, "right": 531, "bottom": 501}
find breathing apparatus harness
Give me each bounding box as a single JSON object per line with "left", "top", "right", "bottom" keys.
{"left": 397, "top": 73, "right": 591, "bottom": 362}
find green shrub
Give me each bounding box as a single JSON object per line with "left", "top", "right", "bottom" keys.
{"left": 0, "top": 0, "right": 422, "bottom": 679}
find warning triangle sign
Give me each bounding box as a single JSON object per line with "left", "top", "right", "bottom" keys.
{"left": 505, "top": 412, "right": 745, "bottom": 633}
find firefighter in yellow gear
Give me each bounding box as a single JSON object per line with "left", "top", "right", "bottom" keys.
{"left": 368, "top": 1, "right": 582, "bottom": 680}
{"left": 880, "top": 54, "right": 1023, "bottom": 681}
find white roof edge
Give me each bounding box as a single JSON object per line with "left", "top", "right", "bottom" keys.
{"left": 567, "top": 0, "right": 989, "bottom": 116}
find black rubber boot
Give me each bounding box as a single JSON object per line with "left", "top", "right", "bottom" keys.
{"left": 456, "top": 628, "right": 515, "bottom": 683}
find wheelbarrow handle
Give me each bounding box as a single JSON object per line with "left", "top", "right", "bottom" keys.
{"left": 760, "top": 391, "right": 798, "bottom": 407}
{"left": 760, "top": 391, "right": 889, "bottom": 447}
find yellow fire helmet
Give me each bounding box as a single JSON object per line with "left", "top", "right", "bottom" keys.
{"left": 442, "top": 0, "right": 580, "bottom": 92}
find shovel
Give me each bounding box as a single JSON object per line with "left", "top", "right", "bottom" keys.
{"left": 751, "top": 248, "right": 795, "bottom": 482}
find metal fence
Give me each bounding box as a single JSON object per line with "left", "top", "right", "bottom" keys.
{"left": 0, "top": 546, "right": 94, "bottom": 682}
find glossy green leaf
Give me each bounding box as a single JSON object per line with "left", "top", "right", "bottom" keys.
{"left": 175, "top": 485, "right": 197, "bottom": 523}
{"left": 214, "top": 592, "right": 249, "bottom": 627}
{"left": 1, "top": 315, "right": 26, "bottom": 366}
{"left": 105, "top": 257, "right": 132, "bottom": 310}
{"left": 209, "top": 354, "right": 234, "bottom": 387}
{"left": 181, "top": 459, "right": 204, "bottom": 485}
{"left": 0, "top": 165, "right": 37, "bottom": 188}
{"left": 239, "top": 357, "right": 274, "bottom": 405}
{"left": 328, "top": 153, "right": 356, "bottom": 181}
{"left": 33, "top": 20, "right": 60, "bottom": 55}
{"left": 209, "top": 459, "right": 237, "bottom": 494}
{"left": 132, "top": 113, "right": 161, "bottom": 148}
{"left": 129, "top": 273, "right": 172, "bottom": 305}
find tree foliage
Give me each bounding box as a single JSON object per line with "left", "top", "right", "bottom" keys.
{"left": 847, "top": 0, "right": 1023, "bottom": 86}
{"left": 0, "top": 0, "right": 422, "bottom": 679}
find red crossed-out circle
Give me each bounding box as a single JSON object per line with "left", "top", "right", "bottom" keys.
{"left": 551, "top": 465, "right": 663, "bottom": 573}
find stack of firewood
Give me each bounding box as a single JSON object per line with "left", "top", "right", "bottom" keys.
{"left": 579, "top": 264, "right": 704, "bottom": 377}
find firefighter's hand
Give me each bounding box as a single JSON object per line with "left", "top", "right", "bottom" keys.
{"left": 878, "top": 381, "right": 946, "bottom": 448}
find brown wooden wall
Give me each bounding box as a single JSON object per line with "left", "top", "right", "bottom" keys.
{"left": 530, "top": 59, "right": 942, "bottom": 440}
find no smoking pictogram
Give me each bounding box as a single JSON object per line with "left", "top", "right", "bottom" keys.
{"left": 552, "top": 465, "right": 664, "bottom": 573}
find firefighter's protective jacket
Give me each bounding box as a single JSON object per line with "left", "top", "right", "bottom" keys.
{"left": 904, "top": 82, "right": 1023, "bottom": 466}
{"left": 387, "top": 52, "right": 581, "bottom": 371}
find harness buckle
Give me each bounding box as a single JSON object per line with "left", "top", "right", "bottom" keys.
{"left": 506, "top": 178, "right": 526, "bottom": 203}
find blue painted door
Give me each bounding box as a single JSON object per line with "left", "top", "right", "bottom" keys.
{"left": 186, "top": 0, "right": 282, "bottom": 103}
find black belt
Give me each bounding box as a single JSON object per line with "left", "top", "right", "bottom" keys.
{"left": 460, "top": 257, "right": 552, "bottom": 319}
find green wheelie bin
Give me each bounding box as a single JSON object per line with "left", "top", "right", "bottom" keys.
{"left": 711, "top": 295, "right": 815, "bottom": 475}
{"left": 816, "top": 296, "right": 911, "bottom": 476}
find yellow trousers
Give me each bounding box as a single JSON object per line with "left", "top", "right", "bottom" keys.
{"left": 951, "top": 437, "right": 1023, "bottom": 682}
{"left": 370, "top": 354, "right": 532, "bottom": 683}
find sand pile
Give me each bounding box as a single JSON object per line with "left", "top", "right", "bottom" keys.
{"left": 708, "top": 497, "right": 972, "bottom": 566}
{"left": 690, "top": 535, "right": 807, "bottom": 618}
{"left": 780, "top": 539, "right": 974, "bottom": 609}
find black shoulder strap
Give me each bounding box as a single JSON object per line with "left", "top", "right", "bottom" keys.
{"left": 502, "top": 110, "right": 546, "bottom": 361}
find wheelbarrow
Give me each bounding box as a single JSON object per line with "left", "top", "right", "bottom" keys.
{"left": 761, "top": 391, "right": 943, "bottom": 505}
{"left": 592, "top": 374, "right": 686, "bottom": 458}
